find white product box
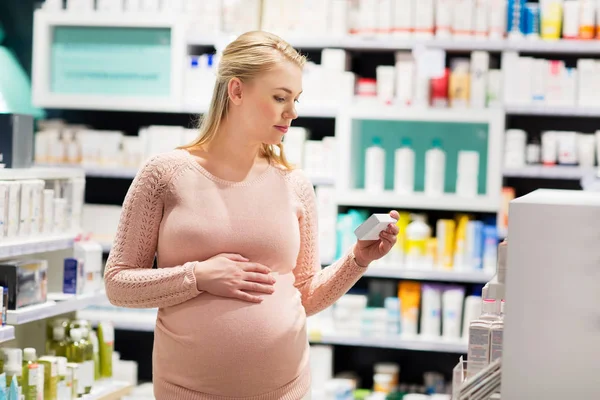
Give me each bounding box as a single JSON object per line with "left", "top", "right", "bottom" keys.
{"left": 330, "top": 0, "right": 349, "bottom": 36}
{"left": 18, "top": 180, "right": 34, "bottom": 237}
{"left": 42, "top": 189, "right": 55, "bottom": 235}
{"left": 282, "top": 127, "right": 308, "bottom": 168}
{"left": 321, "top": 49, "right": 350, "bottom": 72}
{"left": 6, "top": 182, "right": 20, "bottom": 238}
{"left": 30, "top": 180, "right": 45, "bottom": 236}
{"left": 354, "top": 214, "right": 396, "bottom": 241}
{"left": 503, "top": 190, "right": 600, "bottom": 400}
{"left": 97, "top": 0, "right": 123, "bottom": 12}
{"left": 377, "top": 0, "right": 394, "bottom": 35}
{"left": 453, "top": 0, "right": 475, "bottom": 38}
{"left": 577, "top": 59, "right": 597, "bottom": 107}
{"left": 395, "top": 52, "right": 415, "bottom": 106}
{"left": 53, "top": 198, "right": 68, "bottom": 233}
{"left": 470, "top": 51, "right": 489, "bottom": 108}
{"left": 414, "top": 0, "right": 435, "bottom": 38}
{"left": 0, "top": 182, "right": 7, "bottom": 238}
{"left": 393, "top": 0, "right": 415, "bottom": 37}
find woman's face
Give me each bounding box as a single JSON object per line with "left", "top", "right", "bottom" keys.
{"left": 234, "top": 60, "right": 303, "bottom": 146}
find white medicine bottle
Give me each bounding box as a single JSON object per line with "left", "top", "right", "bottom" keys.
{"left": 424, "top": 138, "right": 446, "bottom": 196}
{"left": 394, "top": 138, "right": 415, "bottom": 194}
{"left": 365, "top": 137, "right": 386, "bottom": 193}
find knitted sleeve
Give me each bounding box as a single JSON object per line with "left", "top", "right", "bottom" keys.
{"left": 104, "top": 152, "right": 202, "bottom": 308}
{"left": 289, "top": 170, "right": 366, "bottom": 317}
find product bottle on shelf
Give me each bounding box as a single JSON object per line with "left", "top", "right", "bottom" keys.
{"left": 490, "top": 300, "right": 505, "bottom": 362}
{"left": 49, "top": 325, "right": 68, "bottom": 358}
{"left": 4, "top": 348, "right": 22, "bottom": 400}
{"left": 90, "top": 330, "right": 101, "bottom": 381}
{"left": 405, "top": 214, "right": 432, "bottom": 269}
{"left": 97, "top": 321, "right": 114, "bottom": 378}
{"left": 67, "top": 328, "right": 86, "bottom": 398}
{"left": 365, "top": 137, "right": 386, "bottom": 193}
{"left": 80, "top": 328, "right": 95, "bottom": 394}
{"left": 424, "top": 139, "right": 446, "bottom": 197}
{"left": 393, "top": 138, "right": 415, "bottom": 194}
{"left": 466, "top": 299, "right": 501, "bottom": 378}
{"left": 22, "top": 348, "right": 38, "bottom": 400}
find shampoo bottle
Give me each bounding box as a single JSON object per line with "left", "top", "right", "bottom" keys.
{"left": 97, "top": 322, "right": 114, "bottom": 378}
{"left": 66, "top": 328, "right": 86, "bottom": 397}
{"left": 49, "top": 326, "right": 68, "bottom": 358}
{"left": 22, "top": 348, "right": 38, "bottom": 400}
{"left": 365, "top": 137, "right": 386, "bottom": 192}
{"left": 80, "top": 328, "right": 95, "bottom": 394}
{"left": 424, "top": 139, "right": 446, "bottom": 196}
{"left": 405, "top": 214, "right": 431, "bottom": 269}
{"left": 393, "top": 138, "right": 415, "bottom": 194}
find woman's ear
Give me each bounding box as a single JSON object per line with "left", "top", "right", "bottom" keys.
{"left": 228, "top": 78, "right": 243, "bottom": 105}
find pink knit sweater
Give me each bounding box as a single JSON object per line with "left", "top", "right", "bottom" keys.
{"left": 104, "top": 149, "right": 366, "bottom": 400}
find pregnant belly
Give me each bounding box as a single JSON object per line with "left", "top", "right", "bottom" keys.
{"left": 153, "top": 272, "right": 309, "bottom": 397}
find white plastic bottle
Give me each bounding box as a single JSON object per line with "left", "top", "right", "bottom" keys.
{"left": 393, "top": 138, "right": 415, "bottom": 194}
{"left": 424, "top": 139, "right": 446, "bottom": 196}
{"left": 490, "top": 300, "right": 505, "bottom": 362}
{"left": 466, "top": 299, "right": 500, "bottom": 378}
{"left": 365, "top": 137, "right": 386, "bottom": 193}
{"left": 405, "top": 214, "right": 431, "bottom": 269}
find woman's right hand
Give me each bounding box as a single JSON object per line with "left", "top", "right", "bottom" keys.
{"left": 194, "top": 253, "right": 276, "bottom": 303}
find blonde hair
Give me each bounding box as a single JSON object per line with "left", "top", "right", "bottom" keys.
{"left": 179, "top": 31, "right": 306, "bottom": 170}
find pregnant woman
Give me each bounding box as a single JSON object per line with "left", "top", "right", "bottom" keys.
{"left": 104, "top": 31, "right": 400, "bottom": 400}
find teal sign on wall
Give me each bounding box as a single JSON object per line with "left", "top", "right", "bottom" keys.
{"left": 352, "top": 119, "right": 489, "bottom": 195}
{"left": 50, "top": 26, "right": 171, "bottom": 96}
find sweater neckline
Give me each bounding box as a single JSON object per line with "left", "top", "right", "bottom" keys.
{"left": 179, "top": 149, "right": 273, "bottom": 187}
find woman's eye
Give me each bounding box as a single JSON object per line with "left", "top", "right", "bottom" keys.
{"left": 294, "top": 99, "right": 300, "bottom": 104}
{"left": 275, "top": 96, "right": 286, "bottom": 103}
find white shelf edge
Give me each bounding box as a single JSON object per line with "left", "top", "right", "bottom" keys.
{"left": 77, "top": 309, "right": 157, "bottom": 332}
{"left": 363, "top": 266, "right": 494, "bottom": 283}
{"left": 506, "top": 105, "right": 600, "bottom": 117}
{"left": 0, "top": 326, "right": 15, "bottom": 344}
{"left": 336, "top": 190, "right": 500, "bottom": 213}
{"left": 311, "top": 334, "right": 467, "bottom": 353}
{"left": 0, "top": 234, "right": 77, "bottom": 259}
{"left": 7, "top": 291, "right": 108, "bottom": 325}
{"left": 84, "top": 379, "right": 133, "bottom": 400}
{"left": 0, "top": 167, "right": 85, "bottom": 180}
{"left": 503, "top": 165, "right": 597, "bottom": 180}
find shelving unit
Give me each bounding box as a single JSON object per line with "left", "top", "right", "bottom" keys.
{"left": 503, "top": 165, "right": 596, "bottom": 180}
{"left": 364, "top": 266, "right": 494, "bottom": 283}
{"left": 336, "top": 190, "right": 500, "bottom": 212}
{"left": 0, "top": 234, "right": 77, "bottom": 258}
{"left": 84, "top": 380, "right": 133, "bottom": 400}
{"left": 0, "top": 326, "right": 16, "bottom": 344}
{"left": 0, "top": 167, "right": 84, "bottom": 180}
{"left": 6, "top": 291, "right": 108, "bottom": 325}
{"left": 505, "top": 105, "right": 600, "bottom": 117}
{"left": 78, "top": 308, "right": 158, "bottom": 332}
{"left": 311, "top": 334, "right": 467, "bottom": 354}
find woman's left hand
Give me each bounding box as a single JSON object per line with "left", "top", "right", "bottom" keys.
{"left": 353, "top": 210, "right": 400, "bottom": 268}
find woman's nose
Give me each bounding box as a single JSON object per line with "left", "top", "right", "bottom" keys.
{"left": 283, "top": 106, "right": 298, "bottom": 120}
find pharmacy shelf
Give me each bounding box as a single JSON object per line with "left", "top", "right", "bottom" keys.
{"left": 508, "top": 39, "right": 600, "bottom": 54}
{"left": 6, "top": 290, "right": 108, "bottom": 325}
{"left": 78, "top": 308, "right": 158, "bottom": 332}
{"left": 0, "top": 167, "right": 84, "bottom": 180}
{"left": 0, "top": 326, "right": 15, "bottom": 344}
{"left": 0, "top": 234, "right": 77, "bottom": 259}
{"left": 506, "top": 105, "right": 600, "bottom": 117}
{"left": 85, "top": 380, "right": 133, "bottom": 400}
{"left": 363, "top": 266, "right": 494, "bottom": 283}
{"left": 336, "top": 190, "right": 500, "bottom": 213}
{"left": 503, "top": 165, "right": 597, "bottom": 180}
{"left": 311, "top": 334, "right": 467, "bottom": 354}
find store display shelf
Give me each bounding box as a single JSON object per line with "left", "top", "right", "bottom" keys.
{"left": 77, "top": 308, "right": 157, "bottom": 332}
{"left": 0, "top": 326, "right": 15, "bottom": 344}
{"left": 0, "top": 167, "right": 84, "bottom": 180}
{"left": 506, "top": 105, "right": 600, "bottom": 117}
{"left": 84, "top": 166, "right": 140, "bottom": 179}
{"left": 311, "top": 333, "right": 467, "bottom": 353}
{"left": 346, "top": 102, "right": 503, "bottom": 123}
{"left": 363, "top": 266, "right": 494, "bottom": 283}
{"left": 0, "top": 234, "right": 77, "bottom": 259}
{"left": 7, "top": 291, "right": 108, "bottom": 325}
{"left": 508, "top": 39, "right": 600, "bottom": 54}
{"left": 503, "top": 165, "right": 596, "bottom": 180}
{"left": 84, "top": 380, "right": 133, "bottom": 400}
{"left": 336, "top": 190, "right": 500, "bottom": 212}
